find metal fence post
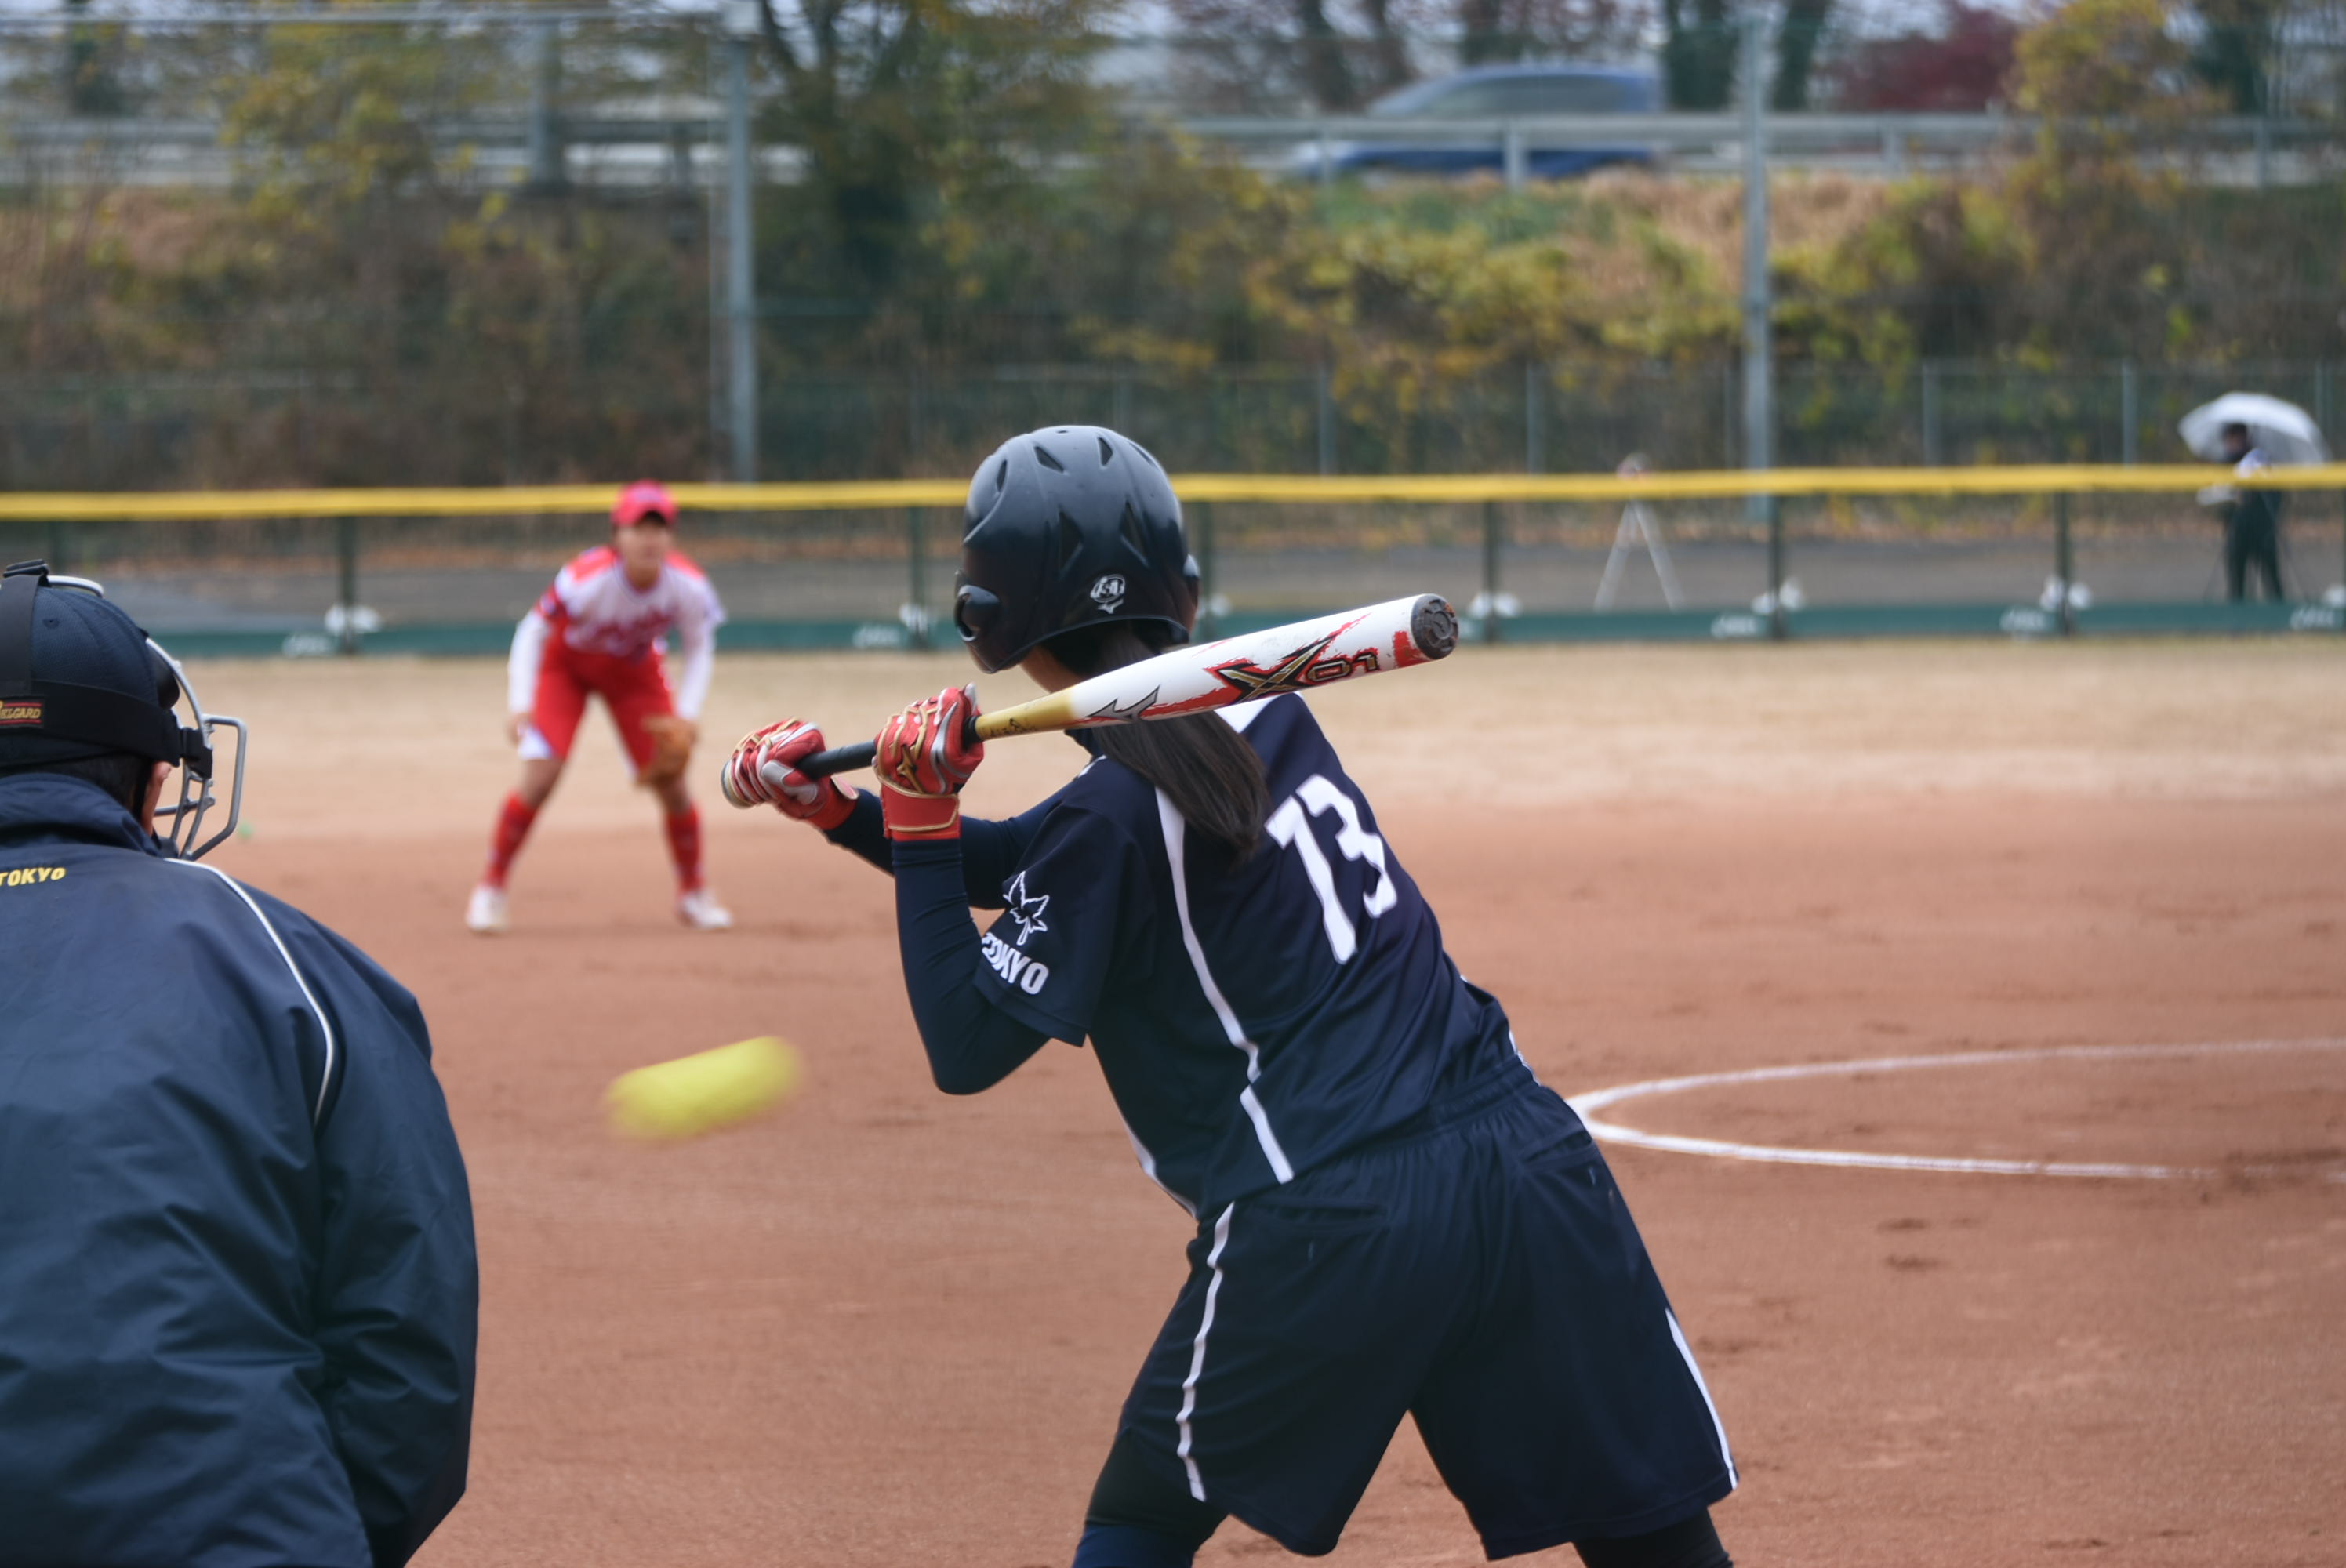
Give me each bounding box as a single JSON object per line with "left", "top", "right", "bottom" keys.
{"left": 1922, "top": 358, "right": 1941, "bottom": 466}
{"left": 1481, "top": 499, "right": 1503, "bottom": 644}
{"left": 45, "top": 519, "right": 70, "bottom": 573}
{"left": 1502, "top": 119, "right": 1527, "bottom": 191}
{"left": 336, "top": 517, "right": 361, "bottom": 655}
{"left": 906, "top": 506, "right": 929, "bottom": 650}
{"left": 2054, "top": 492, "right": 2075, "bottom": 637}
{"left": 1766, "top": 495, "right": 1786, "bottom": 641}
{"left": 1194, "top": 501, "right": 1217, "bottom": 637}
{"left": 2120, "top": 359, "right": 2138, "bottom": 466}
{"left": 1523, "top": 361, "right": 1544, "bottom": 474}
{"left": 1722, "top": 361, "right": 1737, "bottom": 468}
{"left": 1315, "top": 364, "right": 1335, "bottom": 477}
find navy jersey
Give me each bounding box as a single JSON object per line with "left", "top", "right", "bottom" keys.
{"left": 968, "top": 694, "right": 1517, "bottom": 1213}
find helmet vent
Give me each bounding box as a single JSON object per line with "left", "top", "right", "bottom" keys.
{"left": 1119, "top": 500, "right": 1149, "bottom": 562}
{"left": 1033, "top": 444, "right": 1066, "bottom": 474}
{"left": 1055, "top": 509, "right": 1084, "bottom": 574}
{"left": 995, "top": 458, "right": 1009, "bottom": 491}
{"left": 1097, "top": 435, "right": 1115, "bottom": 466}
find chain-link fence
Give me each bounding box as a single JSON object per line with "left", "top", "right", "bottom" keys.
{"left": 9, "top": 356, "right": 2339, "bottom": 488}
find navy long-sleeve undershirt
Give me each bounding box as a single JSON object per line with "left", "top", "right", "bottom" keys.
{"left": 821, "top": 789, "right": 1058, "bottom": 1094}
{"left": 889, "top": 837, "right": 1051, "bottom": 1094}
{"left": 823, "top": 788, "right": 1052, "bottom": 906}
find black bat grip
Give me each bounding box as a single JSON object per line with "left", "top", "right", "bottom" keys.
{"left": 793, "top": 739, "right": 877, "bottom": 779}
{"left": 790, "top": 706, "right": 982, "bottom": 779}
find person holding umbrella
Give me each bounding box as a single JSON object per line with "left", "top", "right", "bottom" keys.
{"left": 2181, "top": 393, "right": 2330, "bottom": 603}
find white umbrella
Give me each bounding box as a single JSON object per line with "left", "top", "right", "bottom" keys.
{"left": 2178, "top": 392, "right": 2329, "bottom": 465}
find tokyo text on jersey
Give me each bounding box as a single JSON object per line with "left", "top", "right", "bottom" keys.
{"left": 968, "top": 693, "right": 1520, "bottom": 1214}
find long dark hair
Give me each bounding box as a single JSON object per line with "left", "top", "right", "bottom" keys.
{"left": 1041, "top": 622, "right": 1269, "bottom": 858}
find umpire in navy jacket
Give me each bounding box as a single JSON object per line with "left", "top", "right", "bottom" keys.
{"left": 0, "top": 562, "right": 478, "bottom": 1567}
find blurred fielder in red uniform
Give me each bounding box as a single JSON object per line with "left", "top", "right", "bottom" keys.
{"left": 467, "top": 481, "right": 732, "bottom": 933}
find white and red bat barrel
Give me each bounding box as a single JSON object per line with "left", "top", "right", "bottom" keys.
{"left": 779, "top": 593, "right": 1458, "bottom": 779}
{"left": 1019, "top": 592, "right": 1460, "bottom": 735}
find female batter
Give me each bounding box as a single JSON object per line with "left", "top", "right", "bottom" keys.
{"left": 724, "top": 427, "right": 1735, "bottom": 1567}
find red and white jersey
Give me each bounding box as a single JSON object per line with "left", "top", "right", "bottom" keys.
{"left": 537, "top": 545, "right": 722, "bottom": 659}
{"left": 507, "top": 546, "right": 726, "bottom": 718}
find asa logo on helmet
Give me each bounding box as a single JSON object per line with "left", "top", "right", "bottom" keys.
{"left": 1089, "top": 575, "right": 1128, "bottom": 613}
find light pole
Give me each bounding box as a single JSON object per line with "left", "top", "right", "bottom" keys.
{"left": 722, "top": 0, "right": 760, "bottom": 481}
{"left": 525, "top": 18, "right": 566, "bottom": 194}
{"left": 1739, "top": 8, "right": 1783, "bottom": 635}
{"left": 1740, "top": 9, "right": 1772, "bottom": 514}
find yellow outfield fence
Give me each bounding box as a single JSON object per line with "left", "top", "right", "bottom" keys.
{"left": 7, "top": 463, "right": 2341, "bottom": 655}
{"left": 3, "top": 463, "right": 2346, "bottom": 521}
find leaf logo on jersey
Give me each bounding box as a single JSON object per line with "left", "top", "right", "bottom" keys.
{"left": 1000, "top": 871, "right": 1051, "bottom": 947}
{"left": 1207, "top": 626, "right": 1379, "bottom": 702}
{"left": 1089, "top": 574, "right": 1128, "bottom": 613}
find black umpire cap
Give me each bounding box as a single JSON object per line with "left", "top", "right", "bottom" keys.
{"left": 0, "top": 561, "right": 209, "bottom": 775}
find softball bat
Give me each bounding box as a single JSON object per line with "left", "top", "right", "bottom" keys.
{"left": 765, "top": 593, "right": 1458, "bottom": 782}
{"left": 605, "top": 1035, "right": 803, "bottom": 1142}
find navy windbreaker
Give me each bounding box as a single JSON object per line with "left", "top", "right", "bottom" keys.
{"left": 0, "top": 775, "right": 477, "bottom": 1568}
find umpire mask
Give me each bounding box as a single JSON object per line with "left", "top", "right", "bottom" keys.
{"left": 0, "top": 561, "right": 247, "bottom": 858}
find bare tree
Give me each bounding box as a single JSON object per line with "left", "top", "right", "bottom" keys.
{"left": 754, "top": 0, "right": 1106, "bottom": 285}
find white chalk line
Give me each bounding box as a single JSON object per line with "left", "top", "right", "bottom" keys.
{"left": 1567, "top": 1038, "right": 2346, "bottom": 1181}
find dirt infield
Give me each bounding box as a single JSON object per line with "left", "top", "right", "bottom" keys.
{"left": 187, "top": 641, "right": 2346, "bottom": 1567}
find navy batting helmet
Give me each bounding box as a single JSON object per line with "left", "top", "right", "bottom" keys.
{"left": 0, "top": 561, "right": 245, "bottom": 857}
{"left": 953, "top": 426, "right": 1200, "bottom": 673}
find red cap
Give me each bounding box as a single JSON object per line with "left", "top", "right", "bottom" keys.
{"left": 612, "top": 481, "right": 678, "bottom": 528}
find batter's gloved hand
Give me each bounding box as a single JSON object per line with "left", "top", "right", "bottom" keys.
{"left": 638, "top": 713, "right": 699, "bottom": 787}
{"left": 873, "top": 684, "right": 983, "bottom": 840}
{"left": 721, "top": 718, "right": 857, "bottom": 830}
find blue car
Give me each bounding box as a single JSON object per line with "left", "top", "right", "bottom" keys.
{"left": 1296, "top": 64, "right": 1661, "bottom": 180}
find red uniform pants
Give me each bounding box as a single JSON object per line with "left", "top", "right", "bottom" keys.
{"left": 522, "top": 644, "right": 674, "bottom": 776}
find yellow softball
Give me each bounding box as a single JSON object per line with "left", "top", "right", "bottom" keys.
{"left": 605, "top": 1036, "right": 803, "bottom": 1142}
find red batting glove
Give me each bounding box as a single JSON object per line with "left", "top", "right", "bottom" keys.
{"left": 721, "top": 719, "right": 857, "bottom": 831}
{"left": 873, "top": 684, "right": 984, "bottom": 840}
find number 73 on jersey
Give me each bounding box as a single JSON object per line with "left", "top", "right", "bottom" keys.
{"left": 1269, "top": 774, "right": 1396, "bottom": 964}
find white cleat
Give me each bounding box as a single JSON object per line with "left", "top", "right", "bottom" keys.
{"left": 677, "top": 888, "right": 733, "bottom": 931}
{"left": 464, "top": 884, "right": 510, "bottom": 935}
